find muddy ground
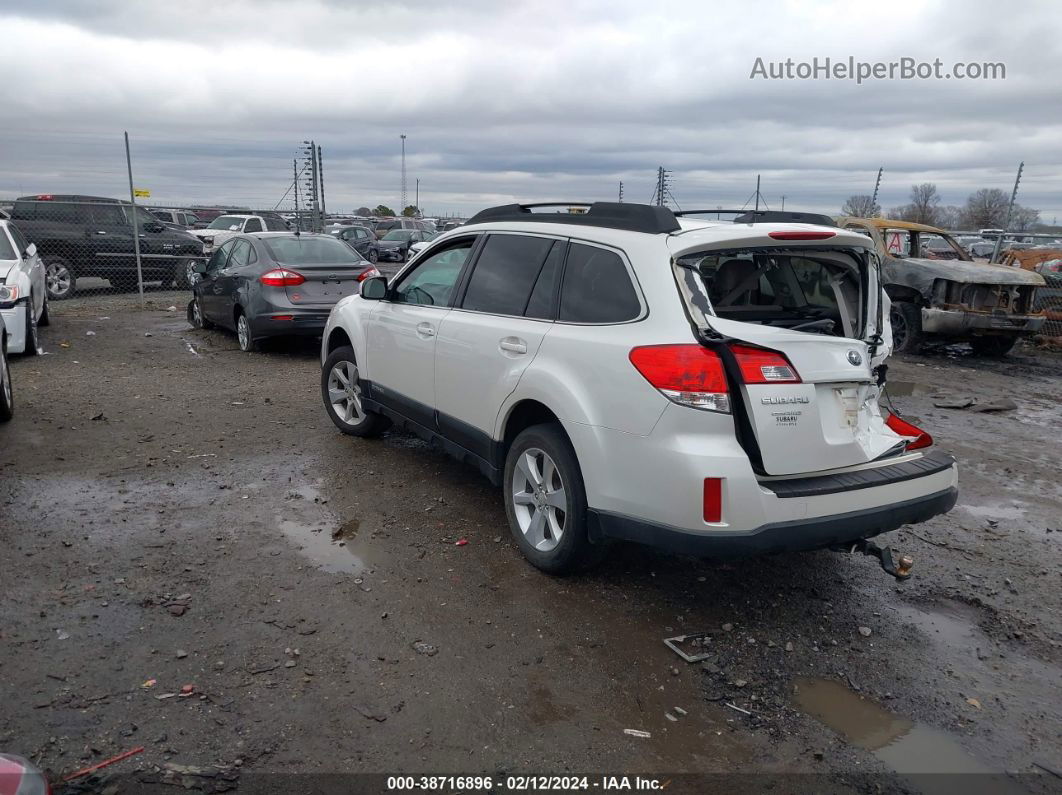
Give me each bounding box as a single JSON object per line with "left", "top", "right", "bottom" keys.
{"left": 1, "top": 294, "right": 1060, "bottom": 793}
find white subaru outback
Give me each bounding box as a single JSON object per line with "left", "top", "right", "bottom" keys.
{"left": 320, "top": 203, "right": 958, "bottom": 574}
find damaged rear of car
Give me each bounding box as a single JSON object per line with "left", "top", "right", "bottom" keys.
{"left": 839, "top": 218, "right": 1045, "bottom": 355}
{"left": 650, "top": 221, "right": 958, "bottom": 573}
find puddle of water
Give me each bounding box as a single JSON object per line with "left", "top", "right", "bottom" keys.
{"left": 794, "top": 677, "right": 1004, "bottom": 784}
{"left": 277, "top": 518, "right": 376, "bottom": 575}
{"left": 887, "top": 380, "right": 934, "bottom": 397}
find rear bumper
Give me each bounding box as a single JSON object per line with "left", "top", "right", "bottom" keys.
{"left": 589, "top": 486, "right": 958, "bottom": 559}
{"left": 921, "top": 307, "right": 1045, "bottom": 335}
{"left": 0, "top": 305, "right": 27, "bottom": 353}
{"left": 250, "top": 307, "right": 331, "bottom": 338}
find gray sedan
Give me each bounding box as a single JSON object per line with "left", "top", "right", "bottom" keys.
{"left": 188, "top": 232, "right": 379, "bottom": 352}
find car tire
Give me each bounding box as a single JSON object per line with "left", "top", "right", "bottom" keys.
{"left": 38, "top": 294, "right": 50, "bottom": 327}
{"left": 44, "top": 257, "right": 76, "bottom": 300}
{"left": 889, "top": 301, "right": 924, "bottom": 353}
{"left": 969, "top": 336, "right": 1017, "bottom": 357}
{"left": 503, "top": 422, "right": 606, "bottom": 574}
{"left": 367, "top": 248, "right": 379, "bottom": 264}
{"left": 321, "top": 346, "right": 389, "bottom": 437}
{"left": 235, "top": 310, "right": 256, "bottom": 352}
{"left": 23, "top": 296, "right": 39, "bottom": 356}
{"left": 0, "top": 343, "right": 12, "bottom": 422}
{"left": 174, "top": 258, "right": 198, "bottom": 289}
{"left": 187, "top": 297, "right": 214, "bottom": 330}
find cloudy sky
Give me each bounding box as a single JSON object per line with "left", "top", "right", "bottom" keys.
{"left": 1, "top": 0, "right": 1060, "bottom": 221}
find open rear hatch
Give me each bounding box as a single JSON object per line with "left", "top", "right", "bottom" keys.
{"left": 671, "top": 230, "right": 909, "bottom": 476}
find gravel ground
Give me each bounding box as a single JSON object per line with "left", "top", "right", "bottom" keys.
{"left": 1, "top": 297, "right": 1059, "bottom": 793}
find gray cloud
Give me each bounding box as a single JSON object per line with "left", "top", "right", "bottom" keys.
{"left": 1, "top": 0, "right": 1059, "bottom": 220}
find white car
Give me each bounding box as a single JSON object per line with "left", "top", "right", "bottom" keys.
{"left": 0, "top": 220, "right": 48, "bottom": 355}
{"left": 319, "top": 203, "right": 958, "bottom": 574}
{"left": 188, "top": 214, "right": 288, "bottom": 255}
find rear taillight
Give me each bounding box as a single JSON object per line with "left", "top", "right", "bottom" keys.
{"left": 629, "top": 345, "right": 730, "bottom": 413}
{"left": 768, "top": 230, "right": 836, "bottom": 240}
{"left": 259, "top": 268, "right": 305, "bottom": 287}
{"left": 356, "top": 266, "right": 381, "bottom": 282}
{"left": 730, "top": 344, "right": 801, "bottom": 383}
{"left": 885, "top": 413, "right": 933, "bottom": 450}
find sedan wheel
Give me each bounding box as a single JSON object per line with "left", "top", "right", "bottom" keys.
{"left": 236, "top": 313, "right": 256, "bottom": 352}
{"left": 367, "top": 248, "right": 379, "bottom": 264}
{"left": 511, "top": 447, "right": 567, "bottom": 552}
{"left": 0, "top": 344, "right": 13, "bottom": 421}
{"left": 23, "top": 297, "right": 39, "bottom": 356}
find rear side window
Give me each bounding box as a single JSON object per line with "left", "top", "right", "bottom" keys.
{"left": 264, "top": 217, "right": 288, "bottom": 231}
{"left": 244, "top": 218, "right": 263, "bottom": 233}
{"left": 524, "top": 241, "right": 565, "bottom": 319}
{"left": 558, "top": 243, "right": 640, "bottom": 323}
{"left": 461, "top": 234, "right": 555, "bottom": 316}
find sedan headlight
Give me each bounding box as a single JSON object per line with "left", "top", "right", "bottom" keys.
{"left": 0, "top": 284, "right": 19, "bottom": 301}
{"left": 201, "top": 236, "right": 214, "bottom": 247}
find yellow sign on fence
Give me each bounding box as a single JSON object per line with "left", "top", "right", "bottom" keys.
{"left": 133, "top": 189, "right": 151, "bottom": 198}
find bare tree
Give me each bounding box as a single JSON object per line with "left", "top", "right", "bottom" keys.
{"left": 964, "top": 188, "right": 1009, "bottom": 229}
{"left": 936, "top": 205, "right": 963, "bottom": 230}
{"left": 906, "top": 183, "right": 942, "bottom": 226}
{"left": 1011, "top": 205, "right": 1040, "bottom": 232}
{"left": 840, "top": 195, "right": 880, "bottom": 218}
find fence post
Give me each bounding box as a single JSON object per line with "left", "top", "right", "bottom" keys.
{"left": 124, "top": 131, "right": 146, "bottom": 307}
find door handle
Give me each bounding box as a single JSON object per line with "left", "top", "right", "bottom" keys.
{"left": 416, "top": 322, "right": 435, "bottom": 338}
{"left": 499, "top": 337, "right": 527, "bottom": 354}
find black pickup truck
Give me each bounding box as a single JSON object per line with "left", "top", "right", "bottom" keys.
{"left": 10, "top": 195, "right": 205, "bottom": 299}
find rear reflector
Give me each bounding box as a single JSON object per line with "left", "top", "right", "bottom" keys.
{"left": 629, "top": 344, "right": 730, "bottom": 413}
{"left": 270, "top": 314, "right": 294, "bottom": 321}
{"left": 768, "top": 230, "right": 836, "bottom": 240}
{"left": 703, "top": 478, "right": 723, "bottom": 523}
{"left": 885, "top": 413, "right": 933, "bottom": 450}
{"left": 260, "top": 268, "right": 305, "bottom": 287}
{"left": 730, "top": 344, "right": 801, "bottom": 383}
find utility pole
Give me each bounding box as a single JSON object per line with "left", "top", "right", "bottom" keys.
{"left": 653, "top": 167, "right": 672, "bottom": 207}
{"left": 618, "top": 181, "right": 624, "bottom": 203}
{"left": 781, "top": 195, "right": 786, "bottom": 210}
{"left": 123, "top": 131, "right": 145, "bottom": 307}
{"left": 317, "top": 144, "right": 326, "bottom": 224}
{"left": 871, "top": 167, "right": 884, "bottom": 214}
{"left": 990, "top": 161, "right": 1024, "bottom": 263}
{"left": 400, "top": 134, "right": 407, "bottom": 212}
{"left": 293, "top": 158, "right": 300, "bottom": 227}
{"left": 415, "top": 178, "right": 420, "bottom": 216}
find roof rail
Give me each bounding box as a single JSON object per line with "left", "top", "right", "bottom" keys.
{"left": 675, "top": 209, "right": 838, "bottom": 227}
{"left": 466, "top": 202, "right": 681, "bottom": 234}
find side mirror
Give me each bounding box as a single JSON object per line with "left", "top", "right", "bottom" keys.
{"left": 24, "top": 243, "right": 37, "bottom": 258}
{"left": 191, "top": 261, "right": 208, "bottom": 274}
{"left": 360, "top": 276, "right": 388, "bottom": 300}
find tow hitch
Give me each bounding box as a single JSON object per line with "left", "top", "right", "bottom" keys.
{"left": 832, "top": 538, "right": 914, "bottom": 580}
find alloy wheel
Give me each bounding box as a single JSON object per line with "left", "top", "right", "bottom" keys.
{"left": 327, "top": 360, "right": 363, "bottom": 425}
{"left": 46, "top": 262, "right": 72, "bottom": 299}
{"left": 237, "top": 315, "right": 251, "bottom": 350}
{"left": 511, "top": 447, "right": 567, "bottom": 552}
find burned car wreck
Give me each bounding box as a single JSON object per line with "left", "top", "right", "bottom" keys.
{"left": 838, "top": 217, "right": 1046, "bottom": 355}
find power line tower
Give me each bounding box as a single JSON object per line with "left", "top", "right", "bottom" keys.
{"left": 652, "top": 167, "right": 672, "bottom": 206}
{"left": 990, "top": 161, "right": 1024, "bottom": 263}
{"left": 618, "top": 181, "right": 624, "bottom": 203}
{"left": 400, "top": 134, "right": 408, "bottom": 212}
{"left": 870, "top": 167, "right": 884, "bottom": 213}
{"left": 299, "top": 140, "right": 320, "bottom": 231}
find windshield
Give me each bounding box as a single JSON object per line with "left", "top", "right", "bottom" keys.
{"left": 0, "top": 230, "right": 15, "bottom": 259}
{"left": 208, "top": 215, "right": 247, "bottom": 231}
{"left": 264, "top": 236, "right": 364, "bottom": 264}
{"left": 383, "top": 230, "right": 414, "bottom": 241}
